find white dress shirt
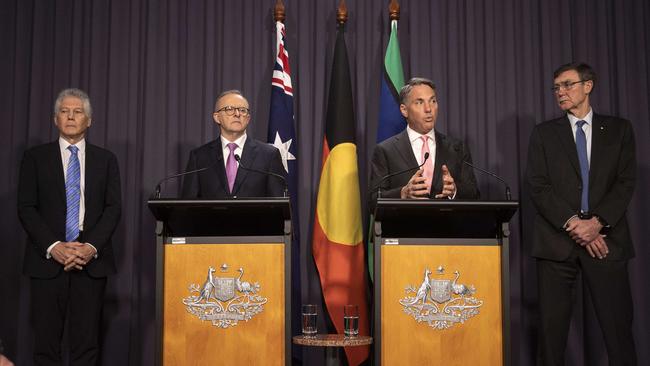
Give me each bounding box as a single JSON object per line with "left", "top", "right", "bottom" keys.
{"left": 47, "top": 137, "right": 97, "bottom": 258}
{"left": 406, "top": 126, "right": 436, "bottom": 166}
{"left": 221, "top": 133, "right": 247, "bottom": 168}
{"left": 568, "top": 108, "right": 593, "bottom": 165}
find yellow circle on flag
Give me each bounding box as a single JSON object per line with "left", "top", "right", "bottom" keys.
{"left": 316, "top": 142, "right": 363, "bottom": 246}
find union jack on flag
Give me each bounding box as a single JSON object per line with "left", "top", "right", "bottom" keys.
{"left": 269, "top": 22, "right": 296, "bottom": 172}
{"left": 271, "top": 24, "right": 293, "bottom": 97}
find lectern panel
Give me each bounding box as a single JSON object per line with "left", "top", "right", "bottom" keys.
{"left": 381, "top": 244, "right": 502, "bottom": 365}
{"left": 163, "top": 243, "right": 285, "bottom": 365}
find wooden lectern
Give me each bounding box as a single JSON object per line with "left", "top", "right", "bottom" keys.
{"left": 373, "top": 199, "right": 518, "bottom": 366}
{"left": 148, "top": 199, "right": 292, "bottom": 366}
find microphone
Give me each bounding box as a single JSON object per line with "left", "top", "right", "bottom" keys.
{"left": 153, "top": 160, "right": 219, "bottom": 199}
{"left": 234, "top": 154, "right": 289, "bottom": 198}
{"left": 373, "top": 152, "right": 429, "bottom": 199}
{"left": 462, "top": 160, "right": 512, "bottom": 200}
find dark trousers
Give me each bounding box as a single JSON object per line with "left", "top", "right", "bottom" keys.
{"left": 31, "top": 270, "right": 107, "bottom": 366}
{"left": 536, "top": 248, "right": 636, "bottom": 366}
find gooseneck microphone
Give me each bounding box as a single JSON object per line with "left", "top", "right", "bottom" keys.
{"left": 234, "top": 154, "right": 289, "bottom": 198}
{"left": 153, "top": 160, "right": 219, "bottom": 199}
{"left": 373, "top": 152, "right": 429, "bottom": 199}
{"left": 462, "top": 160, "right": 511, "bottom": 200}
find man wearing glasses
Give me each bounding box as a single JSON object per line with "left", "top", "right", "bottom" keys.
{"left": 526, "top": 62, "right": 637, "bottom": 364}
{"left": 181, "top": 90, "right": 286, "bottom": 198}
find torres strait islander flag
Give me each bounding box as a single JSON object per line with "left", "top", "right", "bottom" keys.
{"left": 312, "top": 24, "right": 369, "bottom": 366}
{"left": 369, "top": 18, "right": 406, "bottom": 281}
{"left": 377, "top": 19, "right": 406, "bottom": 143}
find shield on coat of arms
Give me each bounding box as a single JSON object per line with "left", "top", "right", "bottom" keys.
{"left": 214, "top": 277, "right": 236, "bottom": 301}
{"left": 429, "top": 279, "right": 451, "bottom": 303}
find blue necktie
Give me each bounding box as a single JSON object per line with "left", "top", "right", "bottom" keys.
{"left": 65, "top": 145, "right": 81, "bottom": 241}
{"left": 575, "top": 120, "right": 589, "bottom": 212}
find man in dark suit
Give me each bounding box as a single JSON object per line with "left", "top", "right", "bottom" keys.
{"left": 17, "top": 88, "right": 122, "bottom": 365}
{"left": 526, "top": 62, "right": 637, "bottom": 364}
{"left": 369, "top": 77, "right": 479, "bottom": 209}
{"left": 181, "top": 90, "right": 286, "bottom": 198}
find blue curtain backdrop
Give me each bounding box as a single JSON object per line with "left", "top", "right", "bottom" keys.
{"left": 1, "top": 0, "right": 648, "bottom": 365}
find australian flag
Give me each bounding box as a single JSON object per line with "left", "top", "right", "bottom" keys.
{"left": 268, "top": 20, "right": 300, "bottom": 362}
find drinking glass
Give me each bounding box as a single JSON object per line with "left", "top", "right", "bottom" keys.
{"left": 344, "top": 304, "right": 359, "bottom": 337}
{"left": 301, "top": 304, "right": 317, "bottom": 337}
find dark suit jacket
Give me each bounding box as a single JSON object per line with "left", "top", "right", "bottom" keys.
{"left": 18, "top": 141, "right": 122, "bottom": 279}
{"left": 369, "top": 129, "right": 480, "bottom": 211}
{"left": 526, "top": 114, "right": 636, "bottom": 261}
{"left": 181, "top": 137, "right": 286, "bottom": 198}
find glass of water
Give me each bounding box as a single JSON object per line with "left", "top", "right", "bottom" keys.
{"left": 344, "top": 304, "right": 359, "bottom": 337}
{"left": 301, "top": 304, "right": 317, "bottom": 337}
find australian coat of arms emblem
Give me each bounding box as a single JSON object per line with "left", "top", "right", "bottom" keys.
{"left": 399, "top": 266, "right": 483, "bottom": 330}
{"left": 182, "top": 264, "right": 267, "bottom": 328}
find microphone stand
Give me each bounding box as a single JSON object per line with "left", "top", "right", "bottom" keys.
{"left": 234, "top": 155, "right": 289, "bottom": 198}
{"left": 374, "top": 152, "right": 430, "bottom": 199}
{"left": 462, "top": 160, "right": 511, "bottom": 200}
{"left": 153, "top": 165, "right": 213, "bottom": 199}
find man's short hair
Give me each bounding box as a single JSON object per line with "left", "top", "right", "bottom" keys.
{"left": 399, "top": 77, "right": 437, "bottom": 104}
{"left": 54, "top": 88, "right": 92, "bottom": 118}
{"left": 214, "top": 89, "right": 247, "bottom": 112}
{"left": 553, "top": 62, "right": 597, "bottom": 90}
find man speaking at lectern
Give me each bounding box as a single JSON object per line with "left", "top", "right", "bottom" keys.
{"left": 369, "top": 77, "right": 479, "bottom": 206}
{"left": 182, "top": 90, "right": 286, "bottom": 198}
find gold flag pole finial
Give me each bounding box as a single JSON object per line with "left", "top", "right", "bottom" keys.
{"left": 337, "top": 0, "right": 348, "bottom": 25}
{"left": 389, "top": 0, "right": 400, "bottom": 21}
{"left": 274, "top": 0, "right": 285, "bottom": 23}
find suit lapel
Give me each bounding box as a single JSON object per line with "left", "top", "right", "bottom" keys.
{"left": 50, "top": 141, "right": 67, "bottom": 204}
{"left": 209, "top": 141, "right": 230, "bottom": 196}
{"left": 431, "top": 130, "right": 447, "bottom": 197}
{"left": 392, "top": 130, "right": 418, "bottom": 168}
{"left": 589, "top": 114, "right": 606, "bottom": 187}
{"left": 553, "top": 117, "right": 581, "bottom": 178}
{"left": 231, "top": 138, "right": 258, "bottom": 195}
{"left": 85, "top": 144, "right": 94, "bottom": 211}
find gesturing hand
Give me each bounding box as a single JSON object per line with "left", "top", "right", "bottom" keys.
{"left": 434, "top": 165, "right": 456, "bottom": 199}
{"left": 400, "top": 169, "right": 430, "bottom": 199}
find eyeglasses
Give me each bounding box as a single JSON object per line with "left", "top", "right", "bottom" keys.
{"left": 58, "top": 108, "right": 86, "bottom": 117}
{"left": 551, "top": 80, "right": 589, "bottom": 93}
{"left": 216, "top": 106, "right": 250, "bottom": 116}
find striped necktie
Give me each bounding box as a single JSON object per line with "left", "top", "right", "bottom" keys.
{"left": 65, "top": 145, "right": 81, "bottom": 241}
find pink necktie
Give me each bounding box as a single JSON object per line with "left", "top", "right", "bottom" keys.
{"left": 226, "top": 143, "right": 238, "bottom": 193}
{"left": 421, "top": 135, "right": 434, "bottom": 191}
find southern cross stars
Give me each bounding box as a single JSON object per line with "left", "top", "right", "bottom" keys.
{"left": 272, "top": 132, "right": 296, "bottom": 173}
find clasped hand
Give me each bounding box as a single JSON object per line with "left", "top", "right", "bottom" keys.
{"left": 50, "top": 242, "right": 97, "bottom": 271}
{"left": 400, "top": 164, "right": 456, "bottom": 199}
{"left": 566, "top": 217, "right": 608, "bottom": 259}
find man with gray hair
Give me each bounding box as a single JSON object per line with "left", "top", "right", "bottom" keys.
{"left": 526, "top": 62, "right": 637, "bottom": 364}
{"left": 18, "top": 88, "right": 122, "bottom": 365}
{"left": 182, "top": 90, "right": 286, "bottom": 198}
{"left": 369, "top": 77, "right": 479, "bottom": 209}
